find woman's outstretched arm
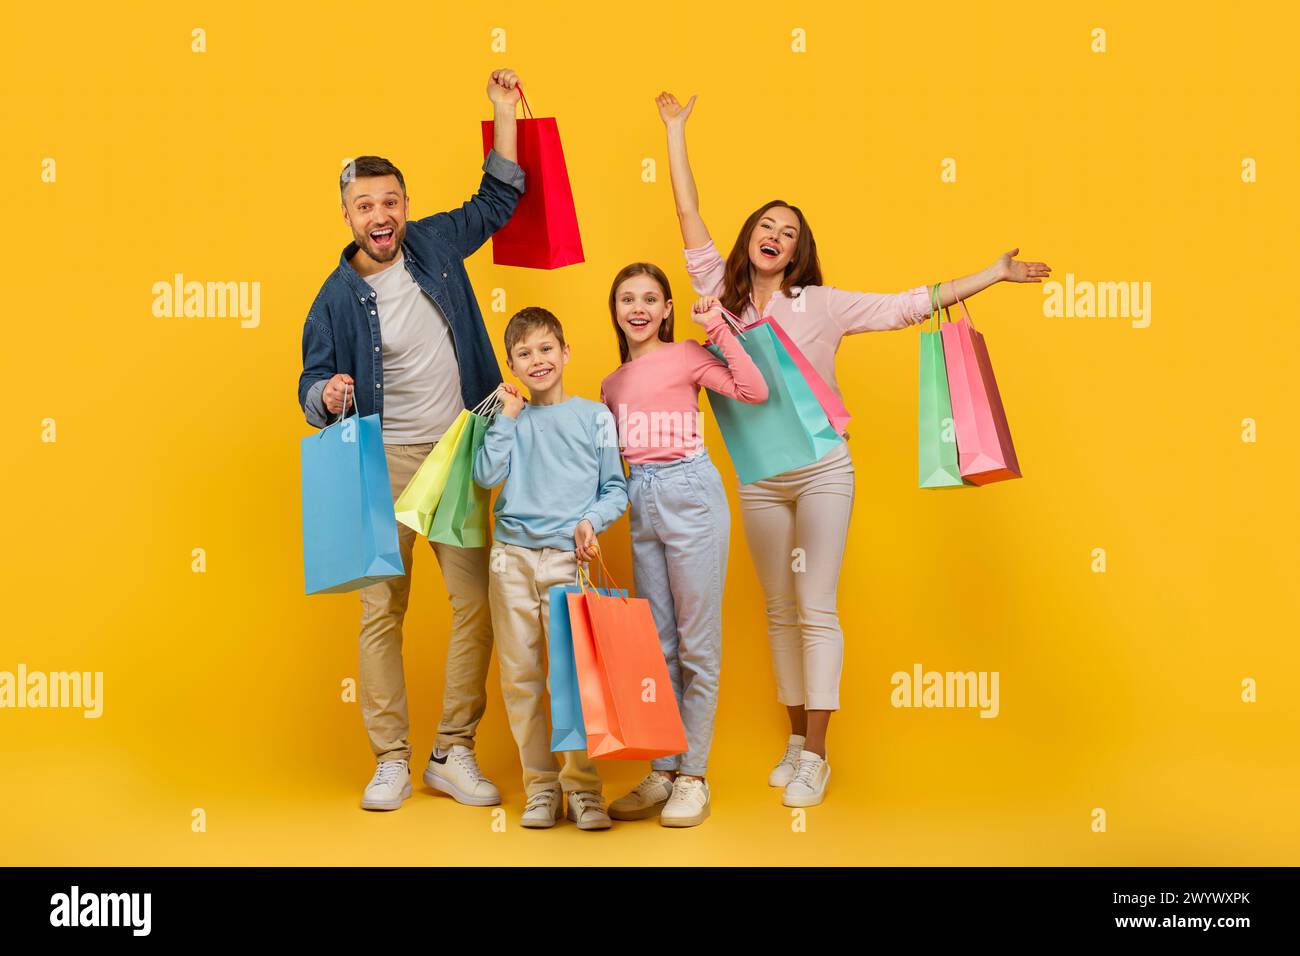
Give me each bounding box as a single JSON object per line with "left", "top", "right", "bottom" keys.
{"left": 934, "top": 249, "right": 1053, "bottom": 308}
{"left": 657, "top": 91, "right": 712, "bottom": 249}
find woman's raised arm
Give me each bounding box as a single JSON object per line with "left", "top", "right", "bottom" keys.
{"left": 657, "top": 91, "right": 712, "bottom": 249}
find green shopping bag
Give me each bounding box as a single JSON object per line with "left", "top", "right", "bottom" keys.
{"left": 427, "top": 398, "right": 498, "bottom": 547}
{"left": 394, "top": 410, "right": 470, "bottom": 535}
{"left": 919, "top": 283, "right": 973, "bottom": 488}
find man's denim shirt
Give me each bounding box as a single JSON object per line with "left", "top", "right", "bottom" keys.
{"left": 297, "top": 149, "right": 525, "bottom": 429}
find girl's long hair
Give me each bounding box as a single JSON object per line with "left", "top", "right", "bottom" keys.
{"left": 608, "top": 262, "right": 675, "bottom": 364}
{"left": 721, "top": 200, "right": 822, "bottom": 317}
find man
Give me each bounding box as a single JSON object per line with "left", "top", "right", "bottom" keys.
{"left": 298, "top": 69, "right": 525, "bottom": 811}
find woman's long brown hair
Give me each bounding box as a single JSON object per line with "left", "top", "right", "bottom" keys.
{"left": 721, "top": 200, "right": 823, "bottom": 317}
{"left": 608, "top": 262, "right": 675, "bottom": 364}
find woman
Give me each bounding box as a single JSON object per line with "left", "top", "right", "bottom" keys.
{"left": 656, "top": 90, "right": 1050, "bottom": 807}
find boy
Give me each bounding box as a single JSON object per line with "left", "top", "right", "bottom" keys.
{"left": 473, "top": 307, "right": 628, "bottom": 829}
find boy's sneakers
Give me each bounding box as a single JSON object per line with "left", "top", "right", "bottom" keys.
{"left": 609, "top": 771, "right": 675, "bottom": 820}
{"left": 782, "top": 751, "right": 830, "bottom": 807}
{"left": 360, "top": 759, "right": 412, "bottom": 811}
{"left": 768, "top": 734, "right": 806, "bottom": 787}
{"left": 423, "top": 745, "right": 501, "bottom": 806}
{"left": 566, "top": 790, "right": 612, "bottom": 830}
{"left": 660, "top": 776, "right": 710, "bottom": 827}
{"left": 521, "top": 789, "right": 561, "bottom": 828}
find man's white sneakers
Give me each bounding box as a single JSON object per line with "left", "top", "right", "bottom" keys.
{"left": 660, "top": 776, "right": 710, "bottom": 827}
{"left": 361, "top": 758, "right": 412, "bottom": 811}
{"left": 782, "top": 750, "right": 830, "bottom": 807}
{"left": 423, "top": 745, "right": 501, "bottom": 806}
{"left": 769, "top": 734, "right": 806, "bottom": 788}
{"left": 566, "top": 790, "right": 612, "bottom": 830}
{"left": 609, "top": 770, "right": 675, "bottom": 821}
{"left": 520, "top": 788, "right": 561, "bottom": 828}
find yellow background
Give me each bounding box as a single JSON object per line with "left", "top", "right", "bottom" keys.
{"left": 3, "top": 1, "right": 1297, "bottom": 866}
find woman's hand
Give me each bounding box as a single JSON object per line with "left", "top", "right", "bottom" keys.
{"left": 994, "top": 248, "right": 1052, "bottom": 283}
{"left": 691, "top": 295, "right": 725, "bottom": 327}
{"left": 487, "top": 69, "right": 522, "bottom": 107}
{"left": 656, "top": 91, "right": 696, "bottom": 127}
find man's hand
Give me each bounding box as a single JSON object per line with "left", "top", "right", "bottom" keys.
{"left": 495, "top": 382, "right": 525, "bottom": 419}
{"left": 488, "top": 69, "right": 522, "bottom": 108}
{"left": 322, "top": 373, "right": 355, "bottom": 416}
{"left": 574, "top": 519, "right": 598, "bottom": 563}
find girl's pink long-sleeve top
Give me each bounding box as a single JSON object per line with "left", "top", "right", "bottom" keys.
{"left": 600, "top": 310, "right": 769, "bottom": 465}
{"left": 683, "top": 239, "right": 933, "bottom": 406}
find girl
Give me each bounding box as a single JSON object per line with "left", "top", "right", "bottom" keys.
{"left": 599, "top": 262, "right": 768, "bottom": 827}
{"left": 655, "top": 90, "right": 1051, "bottom": 807}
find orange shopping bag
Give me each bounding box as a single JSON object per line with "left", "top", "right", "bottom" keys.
{"left": 566, "top": 554, "right": 688, "bottom": 760}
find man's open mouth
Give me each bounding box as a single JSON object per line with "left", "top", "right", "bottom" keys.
{"left": 370, "top": 228, "right": 395, "bottom": 248}
{"left": 759, "top": 242, "right": 780, "bottom": 259}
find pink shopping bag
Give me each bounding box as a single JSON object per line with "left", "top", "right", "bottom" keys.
{"left": 939, "top": 295, "right": 1021, "bottom": 484}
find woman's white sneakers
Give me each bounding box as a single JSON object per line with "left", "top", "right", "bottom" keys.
{"left": 769, "top": 734, "right": 806, "bottom": 787}
{"left": 660, "top": 776, "right": 710, "bottom": 827}
{"left": 360, "top": 758, "right": 412, "bottom": 811}
{"left": 782, "top": 750, "right": 830, "bottom": 807}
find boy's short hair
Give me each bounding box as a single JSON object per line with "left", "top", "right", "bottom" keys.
{"left": 504, "top": 306, "right": 567, "bottom": 357}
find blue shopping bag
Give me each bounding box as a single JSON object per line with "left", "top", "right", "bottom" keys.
{"left": 547, "top": 581, "right": 625, "bottom": 752}
{"left": 301, "top": 401, "right": 405, "bottom": 595}
{"left": 706, "top": 323, "right": 843, "bottom": 484}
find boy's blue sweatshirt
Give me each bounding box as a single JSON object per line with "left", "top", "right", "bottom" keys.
{"left": 473, "top": 396, "right": 628, "bottom": 550}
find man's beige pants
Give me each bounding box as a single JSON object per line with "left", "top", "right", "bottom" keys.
{"left": 359, "top": 442, "right": 494, "bottom": 764}
{"left": 488, "top": 542, "right": 601, "bottom": 797}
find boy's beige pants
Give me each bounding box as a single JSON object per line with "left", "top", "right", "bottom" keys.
{"left": 488, "top": 542, "right": 601, "bottom": 797}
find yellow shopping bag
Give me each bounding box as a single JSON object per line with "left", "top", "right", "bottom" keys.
{"left": 393, "top": 410, "right": 470, "bottom": 536}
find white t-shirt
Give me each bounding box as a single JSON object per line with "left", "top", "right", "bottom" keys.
{"left": 362, "top": 254, "right": 463, "bottom": 444}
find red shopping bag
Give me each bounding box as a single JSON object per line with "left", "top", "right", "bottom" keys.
{"left": 480, "top": 85, "right": 584, "bottom": 269}
{"left": 566, "top": 556, "right": 688, "bottom": 760}
{"left": 939, "top": 295, "right": 1021, "bottom": 484}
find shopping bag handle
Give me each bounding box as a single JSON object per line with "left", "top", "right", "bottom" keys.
{"left": 710, "top": 303, "right": 750, "bottom": 339}
{"left": 514, "top": 82, "right": 535, "bottom": 120}
{"left": 471, "top": 388, "right": 505, "bottom": 420}
{"left": 318, "top": 382, "right": 355, "bottom": 438}
{"left": 576, "top": 547, "right": 630, "bottom": 604}
{"left": 941, "top": 281, "right": 975, "bottom": 328}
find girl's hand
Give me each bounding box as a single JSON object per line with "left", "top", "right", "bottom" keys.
{"left": 656, "top": 91, "right": 697, "bottom": 127}
{"left": 495, "top": 382, "right": 525, "bottom": 418}
{"left": 691, "top": 295, "right": 725, "bottom": 327}
{"left": 994, "top": 248, "right": 1052, "bottom": 283}
{"left": 488, "top": 69, "right": 522, "bottom": 107}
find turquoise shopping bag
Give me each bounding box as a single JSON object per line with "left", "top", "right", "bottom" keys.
{"left": 301, "top": 393, "right": 404, "bottom": 595}
{"left": 706, "top": 323, "right": 843, "bottom": 484}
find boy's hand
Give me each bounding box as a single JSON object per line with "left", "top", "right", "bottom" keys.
{"left": 322, "top": 373, "right": 355, "bottom": 415}
{"left": 574, "top": 520, "right": 598, "bottom": 562}
{"left": 656, "top": 91, "right": 696, "bottom": 127}
{"left": 488, "top": 69, "right": 522, "bottom": 108}
{"left": 691, "top": 295, "right": 724, "bottom": 327}
{"left": 495, "top": 383, "right": 525, "bottom": 418}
